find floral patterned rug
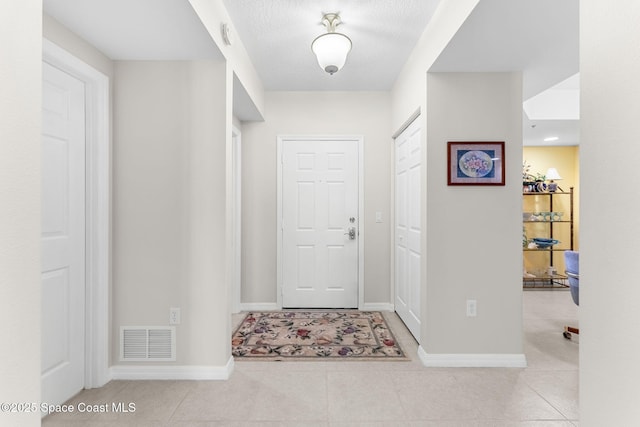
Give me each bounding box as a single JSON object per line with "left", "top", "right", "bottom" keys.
{"left": 232, "top": 311, "right": 407, "bottom": 360}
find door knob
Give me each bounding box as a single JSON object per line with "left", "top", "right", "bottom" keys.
{"left": 344, "top": 227, "right": 356, "bottom": 240}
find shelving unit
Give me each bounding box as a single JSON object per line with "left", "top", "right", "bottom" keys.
{"left": 522, "top": 187, "right": 574, "bottom": 288}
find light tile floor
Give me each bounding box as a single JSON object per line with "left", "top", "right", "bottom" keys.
{"left": 43, "top": 290, "right": 579, "bottom": 426}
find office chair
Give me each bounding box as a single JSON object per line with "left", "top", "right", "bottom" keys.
{"left": 563, "top": 250, "right": 579, "bottom": 339}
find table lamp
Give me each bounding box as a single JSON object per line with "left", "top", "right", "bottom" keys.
{"left": 546, "top": 168, "right": 562, "bottom": 192}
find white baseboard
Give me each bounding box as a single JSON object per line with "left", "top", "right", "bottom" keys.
{"left": 417, "top": 346, "right": 527, "bottom": 368}
{"left": 239, "top": 302, "right": 394, "bottom": 312}
{"left": 239, "top": 302, "right": 279, "bottom": 312}
{"left": 110, "top": 357, "right": 235, "bottom": 380}
{"left": 360, "top": 303, "right": 394, "bottom": 312}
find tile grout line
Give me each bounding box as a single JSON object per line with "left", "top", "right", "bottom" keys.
{"left": 522, "top": 376, "right": 577, "bottom": 422}
{"left": 164, "top": 383, "right": 200, "bottom": 425}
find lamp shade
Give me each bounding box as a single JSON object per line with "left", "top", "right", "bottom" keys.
{"left": 546, "top": 168, "right": 563, "bottom": 180}
{"left": 311, "top": 32, "right": 352, "bottom": 75}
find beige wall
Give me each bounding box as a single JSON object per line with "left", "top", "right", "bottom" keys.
{"left": 580, "top": 0, "right": 640, "bottom": 423}
{"left": 113, "top": 61, "right": 190, "bottom": 364}
{"left": 42, "top": 2, "right": 257, "bottom": 371}
{"left": 43, "top": 3, "right": 252, "bottom": 371}
{"left": 185, "top": 60, "right": 232, "bottom": 365}
{"left": 113, "top": 60, "right": 230, "bottom": 366}
{"left": 392, "top": 0, "right": 524, "bottom": 359}
{"left": 0, "top": 1, "right": 42, "bottom": 425}
{"left": 241, "top": 91, "right": 392, "bottom": 305}
{"left": 425, "top": 72, "right": 523, "bottom": 355}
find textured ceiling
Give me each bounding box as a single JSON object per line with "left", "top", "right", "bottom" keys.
{"left": 222, "top": 0, "right": 441, "bottom": 91}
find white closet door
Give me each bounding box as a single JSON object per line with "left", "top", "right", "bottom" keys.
{"left": 395, "top": 119, "right": 421, "bottom": 341}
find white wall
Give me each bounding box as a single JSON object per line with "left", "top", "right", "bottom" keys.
{"left": 425, "top": 72, "right": 523, "bottom": 356}
{"left": 113, "top": 60, "right": 230, "bottom": 367}
{"left": 391, "top": 0, "right": 479, "bottom": 131}
{"left": 189, "top": 0, "right": 264, "bottom": 119}
{"left": 580, "top": 1, "right": 640, "bottom": 424}
{"left": 241, "top": 91, "right": 392, "bottom": 306}
{"left": 43, "top": 14, "right": 114, "bottom": 79}
{"left": 0, "top": 1, "right": 42, "bottom": 425}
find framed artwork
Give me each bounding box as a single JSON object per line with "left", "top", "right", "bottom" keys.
{"left": 447, "top": 141, "right": 505, "bottom": 186}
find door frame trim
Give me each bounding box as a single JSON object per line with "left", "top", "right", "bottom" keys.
{"left": 231, "top": 125, "right": 242, "bottom": 313}
{"left": 43, "top": 39, "right": 110, "bottom": 389}
{"left": 276, "top": 135, "right": 364, "bottom": 309}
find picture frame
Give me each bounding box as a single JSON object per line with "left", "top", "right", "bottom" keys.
{"left": 447, "top": 141, "right": 505, "bottom": 186}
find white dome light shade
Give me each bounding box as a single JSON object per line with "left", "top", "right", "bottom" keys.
{"left": 311, "top": 32, "right": 352, "bottom": 75}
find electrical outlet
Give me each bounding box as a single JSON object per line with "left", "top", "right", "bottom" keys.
{"left": 466, "top": 299, "right": 477, "bottom": 317}
{"left": 375, "top": 211, "right": 383, "bottom": 223}
{"left": 169, "top": 307, "right": 181, "bottom": 325}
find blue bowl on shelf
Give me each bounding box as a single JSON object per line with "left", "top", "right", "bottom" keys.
{"left": 532, "top": 238, "right": 559, "bottom": 248}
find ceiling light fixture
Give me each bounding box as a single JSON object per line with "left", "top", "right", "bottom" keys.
{"left": 311, "top": 13, "right": 352, "bottom": 75}
{"left": 544, "top": 136, "right": 559, "bottom": 142}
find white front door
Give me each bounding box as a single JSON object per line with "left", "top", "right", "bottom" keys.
{"left": 41, "top": 62, "right": 86, "bottom": 406}
{"left": 395, "top": 119, "right": 421, "bottom": 341}
{"left": 281, "top": 138, "right": 359, "bottom": 308}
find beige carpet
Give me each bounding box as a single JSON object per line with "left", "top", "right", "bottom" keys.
{"left": 232, "top": 311, "right": 407, "bottom": 360}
